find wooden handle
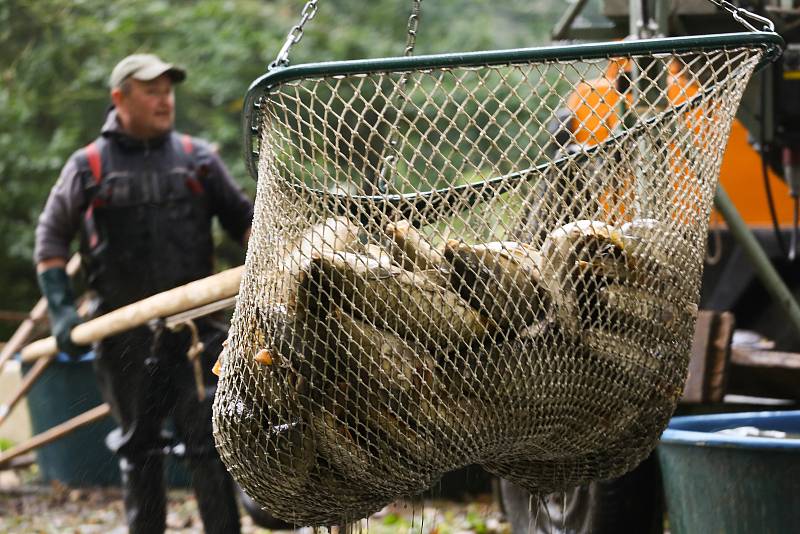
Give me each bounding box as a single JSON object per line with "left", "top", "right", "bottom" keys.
{"left": 0, "top": 299, "right": 47, "bottom": 372}
{"left": 20, "top": 266, "right": 244, "bottom": 363}
{"left": 0, "top": 403, "right": 111, "bottom": 469}
{"left": 0, "top": 355, "right": 54, "bottom": 428}
{"left": 0, "top": 254, "right": 82, "bottom": 372}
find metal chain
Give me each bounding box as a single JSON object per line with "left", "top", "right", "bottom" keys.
{"left": 403, "top": 0, "right": 421, "bottom": 57}
{"left": 705, "top": 0, "right": 775, "bottom": 32}
{"left": 270, "top": 0, "right": 319, "bottom": 70}
{"left": 380, "top": 0, "right": 423, "bottom": 193}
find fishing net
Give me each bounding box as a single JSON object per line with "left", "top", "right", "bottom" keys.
{"left": 213, "top": 32, "right": 780, "bottom": 525}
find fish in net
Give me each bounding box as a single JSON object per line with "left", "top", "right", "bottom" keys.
{"left": 213, "top": 36, "right": 778, "bottom": 525}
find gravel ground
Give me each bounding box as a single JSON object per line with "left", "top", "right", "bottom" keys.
{"left": 0, "top": 469, "right": 509, "bottom": 534}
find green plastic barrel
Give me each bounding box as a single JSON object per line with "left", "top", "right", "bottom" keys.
{"left": 658, "top": 411, "right": 800, "bottom": 534}
{"left": 24, "top": 356, "right": 190, "bottom": 487}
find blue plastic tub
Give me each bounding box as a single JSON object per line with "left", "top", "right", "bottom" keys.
{"left": 24, "top": 355, "right": 119, "bottom": 486}
{"left": 658, "top": 410, "right": 800, "bottom": 534}
{"left": 24, "top": 354, "right": 191, "bottom": 488}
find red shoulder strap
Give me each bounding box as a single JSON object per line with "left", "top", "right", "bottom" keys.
{"left": 85, "top": 142, "right": 102, "bottom": 183}
{"left": 82, "top": 141, "right": 104, "bottom": 249}
{"left": 178, "top": 133, "right": 204, "bottom": 195}
{"left": 181, "top": 134, "right": 193, "bottom": 155}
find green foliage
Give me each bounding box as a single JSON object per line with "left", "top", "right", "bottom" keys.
{"left": 0, "top": 0, "right": 563, "bottom": 338}
{"left": 465, "top": 509, "right": 489, "bottom": 534}
{"left": 381, "top": 512, "right": 402, "bottom": 526}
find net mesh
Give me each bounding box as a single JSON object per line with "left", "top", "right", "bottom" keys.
{"left": 214, "top": 43, "right": 767, "bottom": 525}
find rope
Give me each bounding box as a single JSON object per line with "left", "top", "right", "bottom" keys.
{"left": 168, "top": 319, "right": 206, "bottom": 401}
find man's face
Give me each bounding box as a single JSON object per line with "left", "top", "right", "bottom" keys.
{"left": 112, "top": 74, "right": 175, "bottom": 139}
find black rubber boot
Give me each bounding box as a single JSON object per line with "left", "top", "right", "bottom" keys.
{"left": 187, "top": 456, "right": 241, "bottom": 534}
{"left": 119, "top": 455, "right": 167, "bottom": 534}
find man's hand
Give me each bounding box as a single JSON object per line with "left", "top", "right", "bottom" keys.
{"left": 37, "top": 264, "right": 90, "bottom": 360}
{"left": 52, "top": 306, "right": 88, "bottom": 359}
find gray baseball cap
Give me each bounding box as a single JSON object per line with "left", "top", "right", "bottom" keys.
{"left": 109, "top": 54, "right": 186, "bottom": 88}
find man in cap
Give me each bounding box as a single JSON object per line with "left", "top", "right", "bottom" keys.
{"left": 34, "top": 53, "right": 251, "bottom": 533}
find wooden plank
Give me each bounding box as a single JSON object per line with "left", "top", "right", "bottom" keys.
{"left": 731, "top": 348, "right": 800, "bottom": 369}
{"left": 0, "top": 295, "right": 236, "bottom": 429}
{"left": 727, "top": 346, "right": 800, "bottom": 401}
{"left": 0, "top": 310, "right": 33, "bottom": 323}
{"left": 681, "top": 310, "right": 734, "bottom": 404}
{"left": 682, "top": 311, "right": 715, "bottom": 403}
{"left": 0, "top": 403, "right": 111, "bottom": 469}
{"left": 164, "top": 295, "right": 237, "bottom": 328}
{"left": 20, "top": 266, "right": 243, "bottom": 363}
{"left": 707, "top": 311, "right": 734, "bottom": 402}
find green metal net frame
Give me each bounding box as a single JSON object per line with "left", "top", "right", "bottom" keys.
{"left": 243, "top": 31, "right": 783, "bottom": 185}
{"left": 214, "top": 22, "right": 785, "bottom": 526}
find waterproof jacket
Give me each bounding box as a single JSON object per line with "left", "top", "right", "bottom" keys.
{"left": 35, "top": 109, "right": 253, "bottom": 312}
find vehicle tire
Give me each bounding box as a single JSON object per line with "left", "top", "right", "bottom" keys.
{"left": 237, "top": 484, "right": 298, "bottom": 530}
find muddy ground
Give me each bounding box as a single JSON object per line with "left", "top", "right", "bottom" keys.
{"left": 0, "top": 468, "right": 509, "bottom": 534}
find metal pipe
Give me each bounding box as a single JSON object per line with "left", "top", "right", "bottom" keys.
{"left": 629, "top": 0, "right": 646, "bottom": 38}
{"left": 714, "top": 185, "right": 800, "bottom": 336}
{"left": 552, "top": 0, "right": 590, "bottom": 41}
{"left": 656, "top": 0, "right": 671, "bottom": 36}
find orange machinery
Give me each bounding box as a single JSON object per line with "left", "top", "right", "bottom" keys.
{"left": 565, "top": 58, "right": 796, "bottom": 228}
{"left": 558, "top": 54, "right": 800, "bottom": 356}
{"left": 718, "top": 120, "right": 795, "bottom": 227}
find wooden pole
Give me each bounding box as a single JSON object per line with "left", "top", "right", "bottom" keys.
{"left": 0, "top": 403, "right": 111, "bottom": 469}
{"left": 0, "top": 254, "right": 82, "bottom": 373}
{"left": 0, "top": 355, "right": 54, "bottom": 427}
{"left": 0, "top": 299, "right": 47, "bottom": 372}
{"left": 20, "top": 266, "right": 244, "bottom": 363}
{"left": 0, "top": 310, "right": 34, "bottom": 323}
